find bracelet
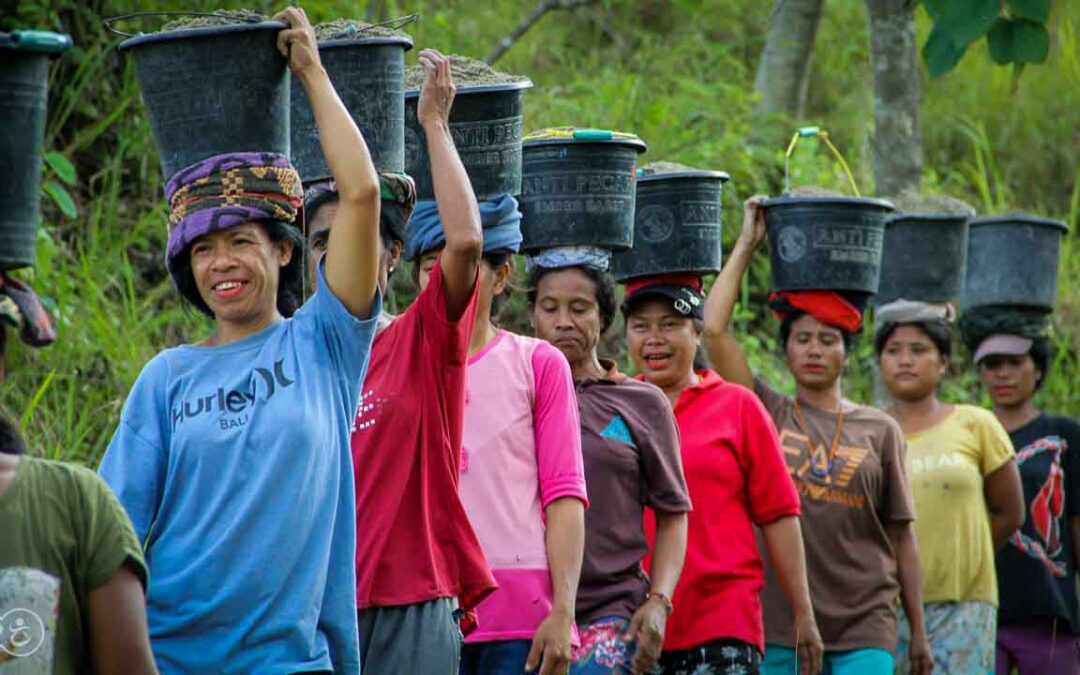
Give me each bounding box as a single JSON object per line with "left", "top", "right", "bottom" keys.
{"left": 645, "top": 591, "right": 673, "bottom": 614}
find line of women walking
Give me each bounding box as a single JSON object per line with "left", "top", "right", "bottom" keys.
{"left": 84, "top": 7, "right": 1080, "bottom": 675}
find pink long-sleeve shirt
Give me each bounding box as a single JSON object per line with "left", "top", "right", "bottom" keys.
{"left": 460, "top": 330, "right": 589, "bottom": 642}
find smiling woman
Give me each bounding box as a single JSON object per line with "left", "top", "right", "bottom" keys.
{"left": 173, "top": 219, "right": 304, "bottom": 321}
{"left": 618, "top": 271, "right": 814, "bottom": 675}
{"left": 97, "top": 7, "right": 382, "bottom": 674}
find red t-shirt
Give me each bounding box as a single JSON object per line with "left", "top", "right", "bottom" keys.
{"left": 645, "top": 370, "right": 800, "bottom": 652}
{"left": 351, "top": 262, "right": 496, "bottom": 612}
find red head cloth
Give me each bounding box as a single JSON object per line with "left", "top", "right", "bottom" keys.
{"left": 768, "top": 290, "right": 863, "bottom": 333}
{"left": 623, "top": 274, "right": 704, "bottom": 297}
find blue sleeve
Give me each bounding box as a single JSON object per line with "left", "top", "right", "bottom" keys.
{"left": 98, "top": 356, "right": 170, "bottom": 546}
{"left": 295, "top": 259, "right": 382, "bottom": 392}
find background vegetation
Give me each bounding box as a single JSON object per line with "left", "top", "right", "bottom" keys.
{"left": 2, "top": 0, "right": 1077, "bottom": 465}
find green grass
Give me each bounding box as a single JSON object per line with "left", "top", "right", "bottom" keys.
{"left": 2, "top": 0, "right": 1077, "bottom": 465}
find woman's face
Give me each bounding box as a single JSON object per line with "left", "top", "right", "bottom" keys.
{"left": 307, "top": 201, "right": 400, "bottom": 294}
{"left": 625, "top": 297, "right": 699, "bottom": 390}
{"left": 879, "top": 325, "right": 946, "bottom": 402}
{"left": 530, "top": 268, "right": 603, "bottom": 366}
{"left": 190, "top": 222, "right": 292, "bottom": 324}
{"left": 416, "top": 250, "right": 509, "bottom": 320}
{"left": 785, "top": 313, "right": 848, "bottom": 391}
{"left": 979, "top": 353, "right": 1041, "bottom": 407}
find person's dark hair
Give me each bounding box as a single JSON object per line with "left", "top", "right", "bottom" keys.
{"left": 873, "top": 319, "right": 953, "bottom": 360}
{"left": 174, "top": 220, "right": 305, "bottom": 319}
{"left": 0, "top": 409, "right": 26, "bottom": 456}
{"left": 380, "top": 201, "right": 409, "bottom": 251}
{"left": 527, "top": 265, "right": 617, "bottom": 334}
{"left": 483, "top": 250, "right": 515, "bottom": 322}
{"left": 1029, "top": 336, "right": 1051, "bottom": 390}
{"left": 780, "top": 311, "right": 857, "bottom": 353}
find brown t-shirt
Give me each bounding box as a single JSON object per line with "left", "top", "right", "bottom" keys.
{"left": 755, "top": 380, "right": 914, "bottom": 652}
{"left": 574, "top": 360, "right": 692, "bottom": 624}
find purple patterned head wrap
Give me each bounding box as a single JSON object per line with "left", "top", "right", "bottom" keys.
{"left": 164, "top": 152, "right": 304, "bottom": 278}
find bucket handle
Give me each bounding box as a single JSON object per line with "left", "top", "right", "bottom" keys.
{"left": 102, "top": 12, "right": 268, "bottom": 37}
{"left": 783, "top": 126, "right": 861, "bottom": 197}
{"left": 0, "top": 30, "right": 73, "bottom": 53}
{"left": 103, "top": 12, "right": 419, "bottom": 38}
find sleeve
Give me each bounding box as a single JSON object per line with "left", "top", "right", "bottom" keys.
{"left": 531, "top": 341, "right": 589, "bottom": 509}
{"left": 976, "top": 408, "right": 1017, "bottom": 476}
{"left": 740, "top": 391, "right": 801, "bottom": 525}
{"left": 98, "top": 360, "right": 170, "bottom": 546}
{"left": 879, "top": 419, "right": 916, "bottom": 524}
{"left": 300, "top": 258, "right": 382, "bottom": 387}
{"left": 416, "top": 259, "right": 480, "bottom": 368}
{"left": 753, "top": 376, "right": 790, "bottom": 420}
{"left": 1062, "top": 417, "right": 1080, "bottom": 518}
{"left": 635, "top": 387, "right": 692, "bottom": 513}
{"left": 75, "top": 467, "right": 149, "bottom": 594}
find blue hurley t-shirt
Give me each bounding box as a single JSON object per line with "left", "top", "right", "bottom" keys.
{"left": 100, "top": 263, "right": 379, "bottom": 675}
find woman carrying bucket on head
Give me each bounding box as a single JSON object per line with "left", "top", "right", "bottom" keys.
{"left": 406, "top": 194, "right": 589, "bottom": 675}
{"left": 525, "top": 248, "right": 691, "bottom": 675}
{"left": 607, "top": 162, "right": 821, "bottom": 674}
{"left": 703, "top": 196, "right": 931, "bottom": 675}
{"left": 100, "top": 7, "right": 380, "bottom": 673}
{"left": 325, "top": 49, "right": 497, "bottom": 675}
{"left": 873, "top": 300, "right": 1024, "bottom": 673}
{"left": 961, "top": 309, "right": 1080, "bottom": 675}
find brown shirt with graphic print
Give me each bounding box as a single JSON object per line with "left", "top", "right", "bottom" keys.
{"left": 755, "top": 380, "right": 915, "bottom": 652}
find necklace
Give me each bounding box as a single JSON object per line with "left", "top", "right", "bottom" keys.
{"left": 794, "top": 398, "right": 845, "bottom": 479}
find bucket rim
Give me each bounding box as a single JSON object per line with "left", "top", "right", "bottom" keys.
{"left": 762, "top": 195, "right": 895, "bottom": 211}
{"left": 0, "top": 30, "right": 73, "bottom": 55}
{"left": 317, "top": 35, "right": 414, "bottom": 50}
{"left": 638, "top": 170, "right": 730, "bottom": 183}
{"left": 969, "top": 214, "right": 1069, "bottom": 232}
{"left": 405, "top": 79, "right": 533, "bottom": 98}
{"left": 523, "top": 135, "right": 647, "bottom": 153}
{"left": 119, "top": 20, "right": 287, "bottom": 51}
{"left": 887, "top": 211, "right": 974, "bottom": 224}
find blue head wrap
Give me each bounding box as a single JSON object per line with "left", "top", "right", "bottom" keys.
{"left": 404, "top": 194, "right": 523, "bottom": 261}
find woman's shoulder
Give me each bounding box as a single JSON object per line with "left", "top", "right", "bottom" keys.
{"left": 848, "top": 402, "right": 904, "bottom": 439}
{"left": 951, "top": 403, "right": 1003, "bottom": 428}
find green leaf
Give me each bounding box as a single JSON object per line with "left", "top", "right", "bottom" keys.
{"left": 1006, "top": 0, "right": 1051, "bottom": 23}
{"left": 942, "top": 0, "right": 1000, "bottom": 46}
{"left": 43, "top": 180, "right": 78, "bottom": 218}
{"left": 43, "top": 151, "right": 77, "bottom": 186}
{"left": 988, "top": 18, "right": 1050, "bottom": 65}
{"left": 922, "top": 0, "right": 948, "bottom": 20}
{"left": 987, "top": 18, "right": 1016, "bottom": 64}
{"left": 923, "top": 23, "right": 968, "bottom": 78}
{"left": 1013, "top": 19, "right": 1050, "bottom": 63}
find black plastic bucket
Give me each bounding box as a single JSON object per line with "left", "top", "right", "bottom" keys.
{"left": 875, "top": 212, "right": 972, "bottom": 305}
{"left": 763, "top": 195, "right": 894, "bottom": 294}
{"left": 120, "top": 21, "right": 289, "bottom": 180}
{"left": 404, "top": 81, "right": 532, "bottom": 199}
{"left": 611, "top": 170, "right": 730, "bottom": 281}
{"left": 291, "top": 36, "right": 412, "bottom": 181}
{"left": 519, "top": 132, "right": 648, "bottom": 252}
{"left": 0, "top": 31, "right": 71, "bottom": 270}
{"left": 961, "top": 214, "right": 1069, "bottom": 312}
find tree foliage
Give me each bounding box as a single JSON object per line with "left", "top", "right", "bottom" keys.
{"left": 923, "top": 0, "right": 1054, "bottom": 77}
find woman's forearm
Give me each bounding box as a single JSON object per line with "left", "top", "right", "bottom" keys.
{"left": 889, "top": 523, "right": 927, "bottom": 635}
{"left": 702, "top": 240, "right": 755, "bottom": 388}
{"left": 647, "top": 512, "right": 688, "bottom": 598}
{"left": 544, "top": 497, "right": 585, "bottom": 616}
{"left": 299, "top": 65, "right": 380, "bottom": 316}
{"left": 761, "top": 516, "right": 814, "bottom": 617}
